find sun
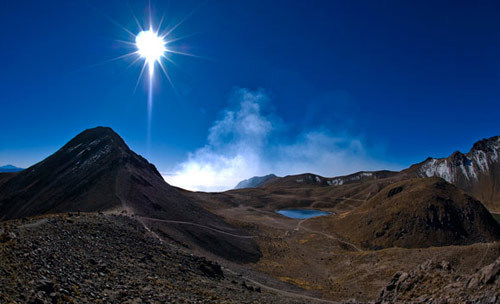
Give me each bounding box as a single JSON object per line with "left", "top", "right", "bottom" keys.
{"left": 135, "top": 29, "right": 166, "bottom": 65}
{"left": 98, "top": 5, "right": 199, "bottom": 149}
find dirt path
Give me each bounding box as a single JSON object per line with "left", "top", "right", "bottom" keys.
{"left": 19, "top": 218, "right": 49, "bottom": 229}
{"left": 295, "top": 196, "right": 366, "bottom": 252}
{"left": 296, "top": 218, "right": 363, "bottom": 251}
{"left": 223, "top": 268, "right": 339, "bottom": 304}
{"left": 476, "top": 243, "right": 491, "bottom": 269}
{"left": 136, "top": 216, "right": 257, "bottom": 239}
{"left": 135, "top": 213, "right": 339, "bottom": 303}
{"left": 311, "top": 196, "right": 366, "bottom": 210}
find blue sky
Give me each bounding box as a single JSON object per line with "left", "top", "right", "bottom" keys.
{"left": 1, "top": 0, "right": 499, "bottom": 190}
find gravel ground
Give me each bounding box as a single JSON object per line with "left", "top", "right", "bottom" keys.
{"left": 0, "top": 213, "right": 305, "bottom": 304}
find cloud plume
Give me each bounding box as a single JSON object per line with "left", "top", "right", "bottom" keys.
{"left": 164, "top": 88, "right": 397, "bottom": 191}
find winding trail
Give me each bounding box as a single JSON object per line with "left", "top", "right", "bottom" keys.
{"left": 476, "top": 243, "right": 491, "bottom": 269}
{"left": 19, "top": 218, "right": 49, "bottom": 229}
{"left": 119, "top": 194, "right": 359, "bottom": 303}
{"left": 136, "top": 216, "right": 256, "bottom": 239}
{"left": 294, "top": 196, "right": 367, "bottom": 252}
{"left": 223, "top": 268, "right": 339, "bottom": 304}
{"left": 134, "top": 214, "right": 339, "bottom": 303}
{"left": 295, "top": 218, "right": 362, "bottom": 252}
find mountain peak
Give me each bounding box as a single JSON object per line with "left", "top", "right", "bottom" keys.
{"left": 403, "top": 135, "right": 500, "bottom": 211}
{"left": 471, "top": 135, "right": 500, "bottom": 153}
{"left": 0, "top": 127, "right": 261, "bottom": 262}
{"left": 62, "top": 126, "right": 129, "bottom": 154}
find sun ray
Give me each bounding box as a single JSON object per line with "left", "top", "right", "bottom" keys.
{"left": 164, "top": 49, "right": 203, "bottom": 59}
{"left": 134, "top": 61, "right": 148, "bottom": 94}
{"left": 163, "top": 32, "right": 200, "bottom": 45}
{"left": 127, "top": 2, "right": 144, "bottom": 32}
{"left": 114, "top": 39, "right": 138, "bottom": 47}
{"left": 126, "top": 56, "right": 143, "bottom": 69}
{"left": 76, "top": 52, "right": 138, "bottom": 73}
{"left": 156, "top": 10, "right": 167, "bottom": 34}
{"left": 162, "top": 55, "right": 182, "bottom": 69}
{"left": 157, "top": 60, "right": 177, "bottom": 94}
{"left": 87, "top": 3, "right": 136, "bottom": 37}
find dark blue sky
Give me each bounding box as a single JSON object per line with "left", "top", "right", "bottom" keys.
{"left": 1, "top": 0, "right": 499, "bottom": 188}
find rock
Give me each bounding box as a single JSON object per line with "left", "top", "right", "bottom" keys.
{"left": 467, "top": 257, "right": 500, "bottom": 288}
{"left": 0, "top": 231, "right": 16, "bottom": 243}
{"left": 37, "top": 279, "right": 55, "bottom": 293}
{"left": 197, "top": 260, "right": 224, "bottom": 279}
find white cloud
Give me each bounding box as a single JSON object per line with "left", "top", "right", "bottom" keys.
{"left": 163, "top": 88, "right": 398, "bottom": 191}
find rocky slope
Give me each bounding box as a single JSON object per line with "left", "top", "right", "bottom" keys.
{"left": 0, "top": 127, "right": 260, "bottom": 263}
{"left": 404, "top": 136, "right": 500, "bottom": 211}
{"left": 0, "top": 214, "right": 300, "bottom": 304}
{"left": 325, "top": 177, "right": 500, "bottom": 250}
{"left": 377, "top": 257, "right": 500, "bottom": 303}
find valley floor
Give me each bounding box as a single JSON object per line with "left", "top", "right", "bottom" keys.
{"left": 216, "top": 205, "right": 500, "bottom": 303}
{"left": 2, "top": 206, "right": 499, "bottom": 303}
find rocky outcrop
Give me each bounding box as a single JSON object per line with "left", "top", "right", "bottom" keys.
{"left": 377, "top": 258, "right": 500, "bottom": 303}
{"left": 405, "top": 136, "right": 500, "bottom": 211}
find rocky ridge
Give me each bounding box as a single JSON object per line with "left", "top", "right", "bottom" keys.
{"left": 406, "top": 135, "right": 500, "bottom": 211}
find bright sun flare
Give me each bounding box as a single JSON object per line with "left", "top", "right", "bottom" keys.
{"left": 135, "top": 30, "right": 166, "bottom": 64}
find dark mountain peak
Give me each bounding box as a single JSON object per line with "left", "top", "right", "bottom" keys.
{"left": 450, "top": 150, "right": 467, "bottom": 165}
{"left": 38, "top": 126, "right": 164, "bottom": 180}
{"left": 61, "top": 126, "right": 130, "bottom": 155}
{"left": 0, "top": 127, "right": 261, "bottom": 263}
{"left": 471, "top": 135, "right": 500, "bottom": 153}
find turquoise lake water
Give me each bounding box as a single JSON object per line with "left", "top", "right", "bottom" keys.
{"left": 276, "top": 209, "right": 331, "bottom": 219}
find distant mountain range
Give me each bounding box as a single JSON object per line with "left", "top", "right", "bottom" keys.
{"left": 234, "top": 174, "right": 279, "bottom": 189}
{"left": 234, "top": 136, "right": 500, "bottom": 212}
{"left": 0, "top": 164, "right": 24, "bottom": 172}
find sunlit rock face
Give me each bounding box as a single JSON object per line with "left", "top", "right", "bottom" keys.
{"left": 406, "top": 136, "right": 500, "bottom": 211}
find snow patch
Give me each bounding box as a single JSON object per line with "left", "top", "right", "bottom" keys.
{"left": 327, "top": 179, "right": 343, "bottom": 186}
{"left": 473, "top": 150, "right": 489, "bottom": 172}
{"left": 75, "top": 144, "right": 112, "bottom": 170}
{"left": 419, "top": 159, "right": 454, "bottom": 183}
{"left": 88, "top": 139, "right": 102, "bottom": 147}
{"left": 67, "top": 143, "right": 82, "bottom": 152}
